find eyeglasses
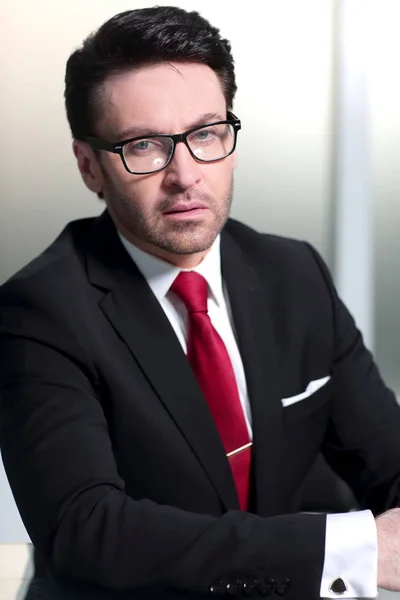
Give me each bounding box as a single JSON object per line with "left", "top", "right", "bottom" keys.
{"left": 85, "top": 112, "right": 241, "bottom": 175}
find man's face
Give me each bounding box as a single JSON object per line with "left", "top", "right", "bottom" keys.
{"left": 87, "top": 62, "right": 236, "bottom": 265}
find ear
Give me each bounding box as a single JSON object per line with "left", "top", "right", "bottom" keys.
{"left": 73, "top": 140, "right": 104, "bottom": 195}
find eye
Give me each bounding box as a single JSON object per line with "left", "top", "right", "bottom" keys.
{"left": 124, "top": 139, "right": 161, "bottom": 156}
{"left": 133, "top": 140, "right": 155, "bottom": 151}
{"left": 189, "top": 128, "right": 219, "bottom": 146}
{"left": 194, "top": 129, "right": 216, "bottom": 141}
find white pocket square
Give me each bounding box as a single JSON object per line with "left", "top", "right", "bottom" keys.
{"left": 281, "top": 376, "right": 331, "bottom": 408}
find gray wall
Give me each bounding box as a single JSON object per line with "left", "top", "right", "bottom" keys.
{"left": 0, "top": 0, "right": 335, "bottom": 542}
{"left": 369, "top": 2, "right": 400, "bottom": 398}
{"left": 0, "top": 0, "right": 334, "bottom": 285}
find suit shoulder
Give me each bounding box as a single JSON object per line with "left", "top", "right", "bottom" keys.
{"left": 225, "top": 218, "right": 327, "bottom": 277}
{"left": 225, "top": 217, "right": 305, "bottom": 251}
{"left": 0, "top": 215, "right": 96, "bottom": 302}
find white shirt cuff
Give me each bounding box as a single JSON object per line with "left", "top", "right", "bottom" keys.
{"left": 320, "top": 510, "right": 378, "bottom": 598}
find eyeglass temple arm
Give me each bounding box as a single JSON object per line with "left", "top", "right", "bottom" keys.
{"left": 85, "top": 136, "right": 117, "bottom": 152}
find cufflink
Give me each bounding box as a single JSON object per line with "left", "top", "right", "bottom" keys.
{"left": 329, "top": 578, "right": 348, "bottom": 595}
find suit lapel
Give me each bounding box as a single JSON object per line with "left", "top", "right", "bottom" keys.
{"left": 221, "top": 229, "right": 284, "bottom": 515}
{"left": 85, "top": 211, "right": 239, "bottom": 510}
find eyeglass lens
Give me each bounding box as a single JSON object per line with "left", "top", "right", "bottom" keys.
{"left": 122, "top": 122, "right": 235, "bottom": 173}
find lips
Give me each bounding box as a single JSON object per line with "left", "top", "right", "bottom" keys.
{"left": 164, "top": 203, "right": 207, "bottom": 214}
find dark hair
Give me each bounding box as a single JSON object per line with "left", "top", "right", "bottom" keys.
{"left": 64, "top": 6, "right": 237, "bottom": 140}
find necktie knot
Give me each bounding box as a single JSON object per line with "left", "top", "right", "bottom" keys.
{"left": 170, "top": 271, "right": 208, "bottom": 314}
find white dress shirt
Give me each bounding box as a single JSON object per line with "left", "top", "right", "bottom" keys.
{"left": 118, "top": 231, "right": 378, "bottom": 599}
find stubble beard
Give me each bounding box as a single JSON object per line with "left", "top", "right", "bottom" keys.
{"left": 108, "top": 181, "right": 234, "bottom": 256}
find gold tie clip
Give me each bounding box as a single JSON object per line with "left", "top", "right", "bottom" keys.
{"left": 226, "top": 442, "right": 253, "bottom": 458}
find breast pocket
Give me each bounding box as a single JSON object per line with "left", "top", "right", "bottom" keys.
{"left": 282, "top": 378, "right": 332, "bottom": 423}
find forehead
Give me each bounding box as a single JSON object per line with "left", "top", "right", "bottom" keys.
{"left": 98, "top": 62, "right": 227, "bottom": 137}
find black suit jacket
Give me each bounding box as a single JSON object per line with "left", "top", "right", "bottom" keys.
{"left": 1, "top": 210, "right": 400, "bottom": 599}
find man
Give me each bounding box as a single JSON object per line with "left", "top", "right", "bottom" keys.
{"left": 0, "top": 6, "right": 400, "bottom": 600}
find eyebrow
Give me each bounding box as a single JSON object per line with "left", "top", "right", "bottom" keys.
{"left": 114, "top": 112, "right": 226, "bottom": 141}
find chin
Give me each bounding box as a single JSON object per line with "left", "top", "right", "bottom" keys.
{"left": 168, "top": 235, "right": 217, "bottom": 256}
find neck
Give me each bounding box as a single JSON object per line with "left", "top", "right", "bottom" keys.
{"left": 150, "top": 247, "right": 209, "bottom": 269}
{"left": 118, "top": 230, "right": 210, "bottom": 268}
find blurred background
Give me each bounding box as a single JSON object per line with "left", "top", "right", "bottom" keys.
{"left": 0, "top": 0, "right": 399, "bottom": 570}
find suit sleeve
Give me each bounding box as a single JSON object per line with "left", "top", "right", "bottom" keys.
{"left": 0, "top": 281, "right": 326, "bottom": 595}
{"left": 305, "top": 242, "right": 400, "bottom": 513}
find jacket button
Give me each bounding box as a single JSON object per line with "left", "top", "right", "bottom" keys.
{"left": 275, "top": 579, "right": 291, "bottom": 596}
{"left": 226, "top": 580, "right": 242, "bottom": 595}
{"left": 209, "top": 581, "right": 227, "bottom": 596}
{"left": 242, "top": 580, "right": 258, "bottom": 596}
{"left": 258, "top": 578, "right": 276, "bottom": 596}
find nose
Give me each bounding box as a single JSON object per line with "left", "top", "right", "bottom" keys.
{"left": 162, "top": 141, "right": 201, "bottom": 190}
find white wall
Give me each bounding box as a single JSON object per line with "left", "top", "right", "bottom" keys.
{"left": 0, "top": 0, "right": 334, "bottom": 541}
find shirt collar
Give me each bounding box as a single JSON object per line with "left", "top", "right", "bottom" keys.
{"left": 117, "top": 231, "right": 225, "bottom": 307}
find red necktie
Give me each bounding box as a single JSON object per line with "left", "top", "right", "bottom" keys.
{"left": 171, "top": 271, "right": 251, "bottom": 511}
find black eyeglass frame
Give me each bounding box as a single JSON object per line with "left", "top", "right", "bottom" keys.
{"left": 85, "top": 111, "right": 241, "bottom": 175}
